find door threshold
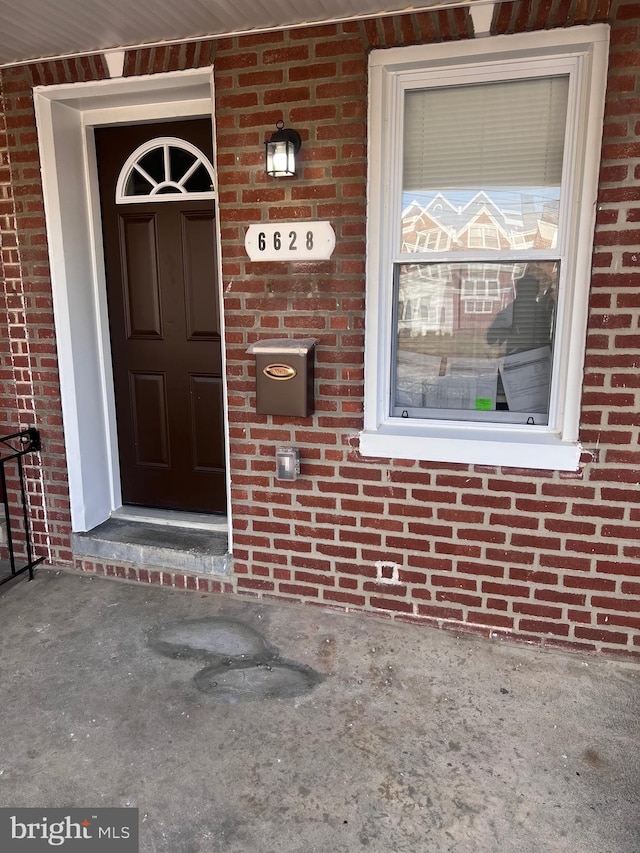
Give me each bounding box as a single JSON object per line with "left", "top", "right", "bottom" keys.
{"left": 111, "top": 505, "right": 228, "bottom": 533}
{"left": 74, "top": 515, "right": 230, "bottom": 577}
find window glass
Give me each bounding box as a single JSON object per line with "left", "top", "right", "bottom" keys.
{"left": 138, "top": 148, "right": 165, "bottom": 183}
{"left": 124, "top": 170, "right": 153, "bottom": 196}
{"left": 401, "top": 76, "right": 569, "bottom": 253}
{"left": 394, "top": 75, "right": 566, "bottom": 425}
{"left": 169, "top": 146, "right": 196, "bottom": 183}
{"left": 183, "top": 163, "right": 213, "bottom": 193}
{"left": 393, "top": 261, "right": 558, "bottom": 424}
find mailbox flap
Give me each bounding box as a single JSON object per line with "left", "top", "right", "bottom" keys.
{"left": 247, "top": 337, "right": 318, "bottom": 356}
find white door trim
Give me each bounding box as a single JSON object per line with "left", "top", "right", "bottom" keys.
{"left": 34, "top": 68, "right": 231, "bottom": 535}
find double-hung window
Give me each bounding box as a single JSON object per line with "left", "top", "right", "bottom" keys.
{"left": 363, "top": 26, "right": 609, "bottom": 470}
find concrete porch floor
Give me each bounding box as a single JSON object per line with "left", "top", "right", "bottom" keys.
{"left": 0, "top": 569, "right": 638, "bottom": 853}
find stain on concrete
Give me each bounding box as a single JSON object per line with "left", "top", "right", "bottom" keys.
{"left": 148, "top": 616, "right": 324, "bottom": 701}
{"left": 582, "top": 748, "right": 609, "bottom": 769}
{"left": 147, "top": 617, "right": 277, "bottom": 664}
{"left": 194, "top": 660, "right": 324, "bottom": 702}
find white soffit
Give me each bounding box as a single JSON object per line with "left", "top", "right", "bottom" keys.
{"left": 0, "top": 0, "right": 492, "bottom": 68}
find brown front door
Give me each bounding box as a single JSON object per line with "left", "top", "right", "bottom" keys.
{"left": 95, "top": 120, "right": 226, "bottom": 513}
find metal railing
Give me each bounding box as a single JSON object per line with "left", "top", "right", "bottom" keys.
{"left": 0, "top": 428, "right": 45, "bottom": 586}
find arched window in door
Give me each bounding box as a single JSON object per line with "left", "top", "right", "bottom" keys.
{"left": 115, "top": 137, "right": 216, "bottom": 203}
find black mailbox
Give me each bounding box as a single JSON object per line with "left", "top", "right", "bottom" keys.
{"left": 247, "top": 337, "right": 318, "bottom": 417}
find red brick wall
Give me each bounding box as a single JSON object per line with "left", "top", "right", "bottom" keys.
{"left": 216, "top": 3, "right": 640, "bottom": 658}
{"left": 0, "top": 65, "right": 69, "bottom": 564}
{"left": 581, "top": 0, "right": 640, "bottom": 651}
{"left": 0, "top": 4, "right": 638, "bottom": 656}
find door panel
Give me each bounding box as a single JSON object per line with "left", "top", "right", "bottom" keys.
{"left": 120, "top": 214, "right": 162, "bottom": 338}
{"left": 131, "top": 372, "right": 170, "bottom": 467}
{"left": 190, "top": 375, "right": 226, "bottom": 471}
{"left": 182, "top": 211, "right": 220, "bottom": 339}
{"left": 95, "top": 119, "right": 226, "bottom": 513}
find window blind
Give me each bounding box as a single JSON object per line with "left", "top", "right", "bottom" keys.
{"left": 403, "top": 76, "right": 569, "bottom": 193}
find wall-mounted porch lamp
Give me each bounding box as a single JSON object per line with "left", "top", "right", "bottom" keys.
{"left": 265, "top": 120, "right": 302, "bottom": 177}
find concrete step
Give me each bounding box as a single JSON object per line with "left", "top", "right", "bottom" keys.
{"left": 72, "top": 518, "right": 230, "bottom": 577}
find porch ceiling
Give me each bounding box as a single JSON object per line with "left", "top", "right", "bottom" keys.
{"left": 0, "top": 0, "right": 487, "bottom": 68}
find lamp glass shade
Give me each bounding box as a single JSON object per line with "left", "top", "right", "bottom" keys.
{"left": 265, "top": 138, "right": 296, "bottom": 177}
{"left": 265, "top": 124, "right": 301, "bottom": 177}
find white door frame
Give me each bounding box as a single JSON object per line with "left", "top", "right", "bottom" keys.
{"left": 34, "top": 68, "right": 231, "bottom": 533}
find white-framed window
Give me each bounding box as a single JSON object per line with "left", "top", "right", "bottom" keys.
{"left": 362, "top": 26, "right": 609, "bottom": 470}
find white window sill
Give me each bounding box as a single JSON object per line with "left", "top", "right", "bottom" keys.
{"left": 359, "top": 423, "right": 581, "bottom": 471}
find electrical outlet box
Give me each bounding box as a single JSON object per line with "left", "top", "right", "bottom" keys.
{"left": 276, "top": 447, "right": 300, "bottom": 481}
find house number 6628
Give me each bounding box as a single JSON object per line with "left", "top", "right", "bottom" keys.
{"left": 257, "top": 230, "right": 313, "bottom": 252}
{"left": 245, "top": 221, "right": 336, "bottom": 261}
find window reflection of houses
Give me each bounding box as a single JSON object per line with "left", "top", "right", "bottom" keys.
{"left": 398, "top": 264, "right": 453, "bottom": 336}
{"left": 399, "top": 190, "right": 558, "bottom": 337}
{"left": 461, "top": 268, "right": 500, "bottom": 314}
{"left": 457, "top": 262, "right": 514, "bottom": 332}
{"left": 401, "top": 206, "right": 453, "bottom": 253}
